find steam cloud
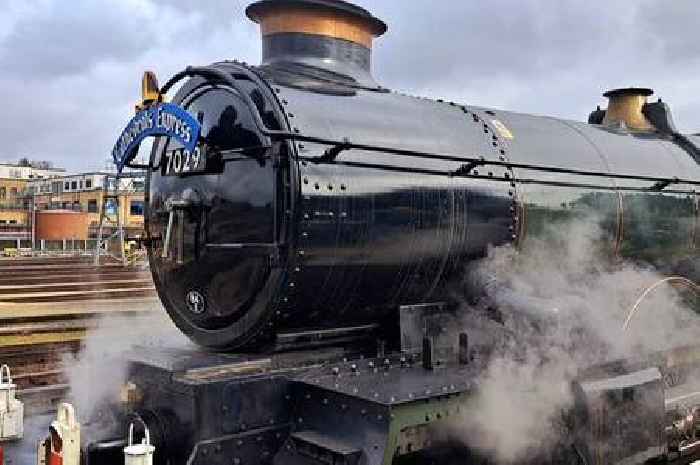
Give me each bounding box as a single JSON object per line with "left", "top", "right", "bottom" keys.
{"left": 61, "top": 308, "right": 192, "bottom": 423}
{"left": 452, "top": 215, "right": 699, "bottom": 463}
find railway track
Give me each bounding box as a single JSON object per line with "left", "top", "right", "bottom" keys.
{"left": 0, "top": 255, "right": 162, "bottom": 414}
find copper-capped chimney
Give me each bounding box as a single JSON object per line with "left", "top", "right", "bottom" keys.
{"left": 601, "top": 87, "right": 655, "bottom": 131}
{"left": 246, "top": 0, "right": 387, "bottom": 88}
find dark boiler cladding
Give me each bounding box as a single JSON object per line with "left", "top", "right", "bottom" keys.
{"left": 81, "top": 0, "right": 700, "bottom": 464}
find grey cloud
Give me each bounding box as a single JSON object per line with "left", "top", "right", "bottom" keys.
{"left": 0, "top": 1, "right": 157, "bottom": 78}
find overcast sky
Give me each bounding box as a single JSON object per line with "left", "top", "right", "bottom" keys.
{"left": 1, "top": 0, "right": 699, "bottom": 172}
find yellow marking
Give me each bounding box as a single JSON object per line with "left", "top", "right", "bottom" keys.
{"left": 491, "top": 119, "right": 514, "bottom": 140}
{"left": 0, "top": 287, "right": 155, "bottom": 300}
{"left": 0, "top": 330, "right": 87, "bottom": 347}
{"left": 0, "top": 298, "right": 160, "bottom": 320}
{"left": 0, "top": 279, "right": 152, "bottom": 290}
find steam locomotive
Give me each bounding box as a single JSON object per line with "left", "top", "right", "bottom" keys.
{"left": 85, "top": 0, "right": 700, "bottom": 464}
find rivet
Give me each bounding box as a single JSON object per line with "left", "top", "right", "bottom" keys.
{"left": 303, "top": 213, "right": 310, "bottom": 220}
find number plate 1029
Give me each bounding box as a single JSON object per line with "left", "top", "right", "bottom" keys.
{"left": 163, "top": 146, "right": 206, "bottom": 176}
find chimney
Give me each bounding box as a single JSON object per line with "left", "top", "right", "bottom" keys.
{"left": 601, "top": 87, "right": 655, "bottom": 131}
{"left": 246, "top": 0, "right": 387, "bottom": 88}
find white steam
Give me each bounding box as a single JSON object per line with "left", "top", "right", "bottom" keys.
{"left": 452, "top": 216, "right": 699, "bottom": 463}
{"left": 61, "top": 307, "right": 192, "bottom": 421}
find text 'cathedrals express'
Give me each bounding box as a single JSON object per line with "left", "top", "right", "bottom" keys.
{"left": 112, "top": 103, "right": 201, "bottom": 171}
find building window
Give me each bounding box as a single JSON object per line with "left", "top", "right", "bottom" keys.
{"left": 62, "top": 202, "right": 69, "bottom": 209}
{"left": 79, "top": 180, "right": 83, "bottom": 189}
{"left": 71, "top": 181, "right": 78, "bottom": 190}
{"left": 85, "top": 179, "right": 92, "bottom": 189}
{"left": 64, "top": 181, "right": 70, "bottom": 191}
{"left": 88, "top": 199, "right": 98, "bottom": 213}
{"left": 0, "top": 187, "right": 5, "bottom": 200}
{"left": 9, "top": 187, "right": 17, "bottom": 198}
{"left": 130, "top": 201, "right": 144, "bottom": 216}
